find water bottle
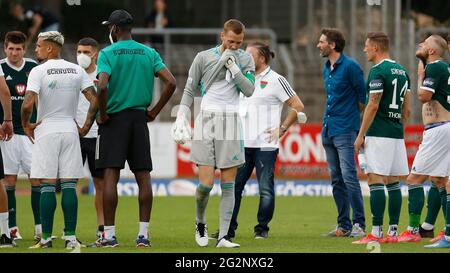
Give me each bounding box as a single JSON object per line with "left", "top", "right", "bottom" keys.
{"left": 358, "top": 149, "right": 368, "bottom": 174}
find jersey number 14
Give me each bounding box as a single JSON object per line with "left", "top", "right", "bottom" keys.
{"left": 389, "top": 78, "right": 408, "bottom": 110}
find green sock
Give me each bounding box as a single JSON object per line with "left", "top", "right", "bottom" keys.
{"left": 370, "top": 184, "right": 386, "bottom": 226}
{"left": 408, "top": 185, "right": 424, "bottom": 229}
{"left": 5, "top": 185, "right": 16, "bottom": 228}
{"left": 440, "top": 187, "right": 447, "bottom": 217}
{"left": 386, "top": 182, "right": 402, "bottom": 225}
{"left": 40, "top": 183, "right": 57, "bottom": 240}
{"left": 195, "top": 183, "right": 213, "bottom": 224}
{"left": 31, "top": 186, "right": 41, "bottom": 225}
{"left": 446, "top": 194, "right": 450, "bottom": 237}
{"left": 424, "top": 184, "right": 441, "bottom": 226}
{"left": 61, "top": 180, "right": 78, "bottom": 236}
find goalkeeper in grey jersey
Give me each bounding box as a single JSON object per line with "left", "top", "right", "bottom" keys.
{"left": 172, "top": 19, "right": 255, "bottom": 248}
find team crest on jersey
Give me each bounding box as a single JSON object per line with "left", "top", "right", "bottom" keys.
{"left": 260, "top": 80, "right": 268, "bottom": 89}
{"left": 15, "top": 84, "right": 26, "bottom": 95}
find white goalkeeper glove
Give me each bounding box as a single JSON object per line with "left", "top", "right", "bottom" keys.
{"left": 171, "top": 105, "right": 192, "bottom": 145}
{"left": 224, "top": 55, "right": 240, "bottom": 77}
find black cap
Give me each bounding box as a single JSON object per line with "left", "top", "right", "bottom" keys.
{"left": 102, "top": 9, "right": 133, "bottom": 26}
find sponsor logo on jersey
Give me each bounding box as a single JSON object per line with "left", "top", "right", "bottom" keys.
{"left": 369, "top": 79, "right": 383, "bottom": 89}
{"left": 48, "top": 80, "right": 57, "bottom": 89}
{"left": 423, "top": 78, "right": 435, "bottom": 87}
{"left": 15, "top": 84, "right": 26, "bottom": 95}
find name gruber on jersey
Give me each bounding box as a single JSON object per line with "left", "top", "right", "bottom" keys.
{"left": 390, "top": 68, "right": 406, "bottom": 76}
{"left": 11, "top": 96, "right": 25, "bottom": 101}
{"left": 46, "top": 68, "right": 78, "bottom": 75}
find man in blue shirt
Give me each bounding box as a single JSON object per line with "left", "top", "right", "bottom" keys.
{"left": 317, "top": 28, "right": 366, "bottom": 237}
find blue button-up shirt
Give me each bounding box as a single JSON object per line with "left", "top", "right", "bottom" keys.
{"left": 322, "top": 53, "right": 365, "bottom": 137}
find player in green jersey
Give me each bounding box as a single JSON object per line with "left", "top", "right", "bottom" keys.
{"left": 353, "top": 32, "right": 411, "bottom": 244}
{"left": 0, "top": 31, "right": 40, "bottom": 242}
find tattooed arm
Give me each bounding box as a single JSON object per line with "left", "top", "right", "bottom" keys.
{"left": 354, "top": 92, "right": 382, "bottom": 154}
{"left": 78, "top": 86, "right": 98, "bottom": 137}
{"left": 21, "top": 91, "right": 40, "bottom": 143}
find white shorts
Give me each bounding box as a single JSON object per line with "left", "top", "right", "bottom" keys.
{"left": 30, "top": 132, "right": 84, "bottom": 179}
{"left": 411, "top": 122, "right": 450, "bottom": 177}
{"left": 0, "top": 134, "right": 33, "bottom": 175}
{"left": 364, "top": 136, "right": 409, "bottom": 176}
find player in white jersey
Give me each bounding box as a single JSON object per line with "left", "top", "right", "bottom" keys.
{"left": 22, "top": 31, "right": 97, "bottom": 249}
{"left": 173, "top": 19, "right": 255, "bottom": 248}
{"left": 75, "top": 37, "right": 105, "bottom": 240}
{"left": 0, "top": 61, "right": 14, "bottom": 248}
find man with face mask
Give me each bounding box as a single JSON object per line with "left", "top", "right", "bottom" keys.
{"left": 75, "top": 37, "right": 104, "bottom": 242}
{"left": 0, "top": 31, "right": 39, "bottom": 243}
{"left": 95, "top": 10, "right": 177, "bottom": 248}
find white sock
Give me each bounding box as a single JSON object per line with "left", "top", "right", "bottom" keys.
{"left": 371, "top": 226, "right": 382, "bottom": 238}
{"left": 0, "top": 212, "right": 9, "bottom": 238}
{"left": 407, "top": 226, "right": 414, "bottom": 232}
{"left": 35, "top": 224, "right": 42, "bottom": 235}
{"left": 139, "top": 222, "right": 149, "bottom": 238}
{"left": 66, "top": 235, "right": 76, "bottom": 242}
{"left": 388, "top": 225, "right": 398, "bottom": 236}
{"left": 445, "top": 236, "right": 450, "bottom": 242}
{"left": 421, "top": 222, "right": 434, "bottom": 230}
{"left": 104, "top": 226, "right": 116, "bottom": 240}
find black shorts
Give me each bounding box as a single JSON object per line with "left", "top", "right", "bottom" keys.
{"left": 80, "top": 137, "right": 104, "bottom": 178}
{"left": 95, "top": 109, "right": 152, "bottom": 172}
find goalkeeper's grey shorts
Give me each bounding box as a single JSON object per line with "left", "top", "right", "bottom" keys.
{"left": 190, "top": 110, "right": 245, "bottom": 169}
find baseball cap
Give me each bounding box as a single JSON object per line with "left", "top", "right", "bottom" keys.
{"left": 101, "top": 9, "right": 133, "bottom": 26}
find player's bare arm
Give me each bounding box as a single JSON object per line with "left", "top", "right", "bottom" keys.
{"left": 266, "top": 95, "right": 304, "bottom": 142}
{"left": 147, "top": 67, "right": 177, "bottom": 122}
{"left": 97, "top": 72, "right": 110, "bottom": 124}
{"left": 79, "top": 86, "right": 98, "bottom": 137}
{"left": 354, "top": 92, "right": 382, "bottom": 153}
{"left": 0, "top": 75, "right": 13, "bottom": 140}
{"left": 401, "top": 91, "right": 411, "bottom": 125}
{"left": 20, "top": 91, "right": 40, "bottom": 143}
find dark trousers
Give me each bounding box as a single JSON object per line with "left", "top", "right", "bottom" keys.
{"left": 228, "top": 147, "right": 279, "bottom": 237}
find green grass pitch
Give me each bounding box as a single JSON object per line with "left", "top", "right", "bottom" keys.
{"left": 0, "top": 194, "right": 448, "bottom": 253}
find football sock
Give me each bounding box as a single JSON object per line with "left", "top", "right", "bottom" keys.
{"left": 40, "top": 183, "right": 57, "bottom": 240}
{"left": 424, "top": 183, "right": 440, "bottom": 227}
{"left": 61, "top": 181, "right": 78, "bottom": 236}
{"left": 445, "top": 194, "right": 450, "bottom": 238}
{"left": 5, "top": 185, "right": 16, "bottom": 228}
{"left": 104, "top": 225, "right": 115, "bottom": 239}
{"left": 370, "top": 184, "right": 385, "bottom": 227}
{"left": 219, "top": 182, "right": 235, "bottom": 240}
{"left": 138, "top": 222, "right": 149, "bottom": 238}
{"left": 408, "top": 185, "right": 424, "bottom": 230}
{"left": 0, "top": 212, "right": 9, "bottom": 238}
{"left": 387, "top": 182, "right": 402, "bottom": 225}
{"left": 196, "top": 183, "right": 213, "bottom": 224}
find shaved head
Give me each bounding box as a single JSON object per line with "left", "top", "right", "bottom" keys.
{"left": 428, "top": 34, "right": 448, "bottom": 57}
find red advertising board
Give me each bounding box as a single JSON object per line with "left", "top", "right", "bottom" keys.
{"left": 176, "top": 124, "right": 424, "bottom": 179}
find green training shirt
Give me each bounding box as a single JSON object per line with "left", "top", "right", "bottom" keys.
{"left": 97, "top": 40, "right": 166, "bottom": 114}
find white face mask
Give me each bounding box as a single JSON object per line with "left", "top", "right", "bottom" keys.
{"left": 77, "top": 53, "right": 92, "bottom": 69}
